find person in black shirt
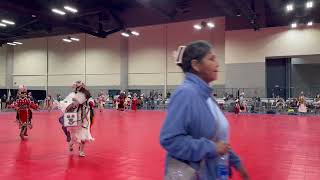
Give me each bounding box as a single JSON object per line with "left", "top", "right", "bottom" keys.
{"left": 1, "top": 94, "right": 7, "bottom": 110}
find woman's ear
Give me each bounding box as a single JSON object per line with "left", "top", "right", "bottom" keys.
{"left": 191, "top": 59, "right": 200, "bottom": 72}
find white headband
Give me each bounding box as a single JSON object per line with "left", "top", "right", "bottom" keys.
{"left": 175, "top": 46, "right": 186, "bottom": 65}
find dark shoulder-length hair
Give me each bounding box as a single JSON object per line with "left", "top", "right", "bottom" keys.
{"left": 178, "top": 40, "right": 213, "bottom": 73}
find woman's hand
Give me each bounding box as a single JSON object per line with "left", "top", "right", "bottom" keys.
{"left": 216, "top": 141, "right": 229, "bottom": 155}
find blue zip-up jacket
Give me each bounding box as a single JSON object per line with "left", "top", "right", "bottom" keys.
{"left": 160, "top": 73, "right": 242, "bottom": 180}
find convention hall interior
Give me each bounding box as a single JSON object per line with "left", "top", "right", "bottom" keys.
{"left": 0, "top": 0, "right": 320, "bottom": 180}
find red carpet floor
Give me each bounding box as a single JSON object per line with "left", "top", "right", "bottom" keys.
{"left": 0, "top": 110, "right": 319, "bottom": 180}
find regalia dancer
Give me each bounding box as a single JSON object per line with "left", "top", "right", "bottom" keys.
{"left": 97, "top": 91, "right": 106, "bottom": 112}
{"left": 58, "top": 81, "right": 95, "bottom": 157}
{"left": 117, "top": 91, "right": 126, "bottom": 111}
{"left": 9, "top": 85, "right": 38, "bottom": 140}
{"left": 298, "top": 91, "right": 307, "bottom": 114}
{"left": 44, "top": 95, "right": 53, "bottom": 112}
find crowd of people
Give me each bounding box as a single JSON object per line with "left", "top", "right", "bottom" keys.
{"left": 2, "top": 88, "right": 320, "bottom": 116}
{"left": 219, "top": 91, "right": 320, "bottom": 115}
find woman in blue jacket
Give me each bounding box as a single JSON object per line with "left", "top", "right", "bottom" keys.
{"left": 160, "top": 40, "right": 249, "bottom": 180}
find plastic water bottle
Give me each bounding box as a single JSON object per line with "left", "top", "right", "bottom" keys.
{"left": 216, "top": 154, "right": 229, "bottom": 180}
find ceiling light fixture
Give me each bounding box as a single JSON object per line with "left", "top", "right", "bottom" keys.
{"left": 70, "top": 37, "right": 80, "bottom": 41}
{"left": 52, "top": 8, "right": 66, "bottom": 15}
{"left": 131, "top": 31, "right": 140, "bottom": 36}
{"left": 62, "top": 38, "right": 72, "bottom": 42}
{"left": 193, "top": 21, "right": 216, "bottom": 30}
{"left": 193, "top": 24, "right": 202, "bottom": 30}
{"left": 7, "top": 42, "right": 16, "bottom": 46}
{"left": 1, "top": 19, "right": 15, "bottom": 25}
{"left": 0, "top": 23, "right": 7, "bottom": 27}
{"left": 307, "top": 21, "right": 313, "bottom": 26}
{"left": 306, "top": 1, "right": 313, "bottom": 8}
{"left": 13, "top": 41, "right": 23, "bottom": 45}
{"left": 64, "top": 6, "right": 78, "bottom": 13}
{"left": 286, "top": 3, "right": 294, "bottom": 11}
{"left": 291, "top": 22, "right": 297, "bottom": 28}
{"left": 207, "top": 22, "right": 215, "bottom": 28}
{"left": 121, "top": 32, "right": 130, "bottom": 37}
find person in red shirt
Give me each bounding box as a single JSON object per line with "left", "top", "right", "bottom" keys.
{"left": 9, "top": 85, "right": 38, "bottom": 140}
{"left": 117, "top": 92, "right": 126, "bottom": 111}
{"left": 234, "top": 99, "right": 241, "bottom": 114}
{"left": 131, "top": 93, "right": 138, "bottom": 111}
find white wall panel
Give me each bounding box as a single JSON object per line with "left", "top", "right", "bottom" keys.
{"left": 86, "top": 74, "right": 120, "bottom": 86}
{"left": 13, "top": 75, "right": 46, "bottom": 87}
{"left": 0, "top": 47, "right": 6, "bottom": 87}
{"left": 13, "top": 38, "right": 47, "bottom": 75}
{"left": 167, "top": 73, "right": 184, "bottom": 86}
{"left": 86, "top": 34, "right": 121, "bottom": 74}
{"left": 128, "top": 73, "right": 164, "bottom": 86}
{"left": 211, "top": 18, "right": 226, "bottom": 74}
{"left": 226, "top": 24, "right": 320, "bottom": 64}
{"left": 48, "top": 34, "right": 85, "bottom": 75}
{"left": 128, "top": 25, "right": 166, "bottom": 73}
{"left": 48, "top": 75, "right": 85, "bottom": 86}
{"left": 0, "top": 75, "right": 5, "bottom": 87}
{"left": 0, "top": 47, "right": 5, "bottom": 74}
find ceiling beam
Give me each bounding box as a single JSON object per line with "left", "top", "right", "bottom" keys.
{"left": 265, "top": 0, "right": 285, "bottom": 13}
{"left": 135, "top": 0, "right": 174, "bottom": 20}
{"left": 67, "top": 23, "right": 107, "bottom": 38}
{"left": 108, "top": 10, "right": 125, "bottom": 29}
{"left": 0, "top": 1, "right": 116, "bottom": 38}
{"left": 76, "top": 8, "right": 106, "bottom": 18}
{"left": 231, "top": 0, "right": 260, "bottom": 30}
{"left": 0, "top": 28, "right": 80, "bottom": 41}
{"left": 0, "top": 2, "right": 36, "bottom": 16}
{"left": 104, "top": 27, "right": 123, "bottom": 36}
{"left": 209, "top": 0, "right": 236, "bottom": 17}
{"left": 7, "top": 19, "right": 39, "bottom": 34}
